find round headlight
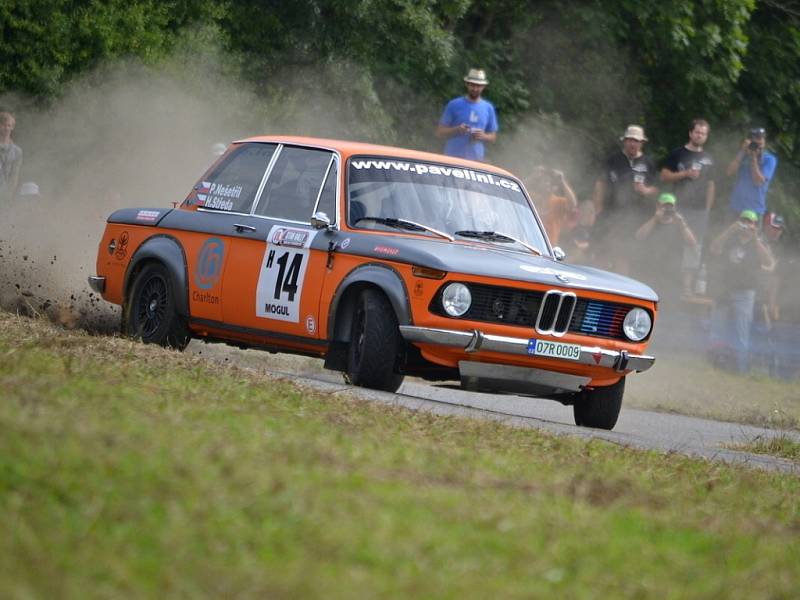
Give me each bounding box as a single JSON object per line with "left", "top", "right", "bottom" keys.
{"left": 622, "top": 308, "right": 652, "bottom": 341}
{"left": 442, "top": 283, "right": 472, "bottom": 317}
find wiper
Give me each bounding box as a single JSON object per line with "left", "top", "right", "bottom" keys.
{"left": 354, "top": 217, "right": 453, "bottom": 241}
{"left": 454, "top": 230, "right": 542, "bottom": 256}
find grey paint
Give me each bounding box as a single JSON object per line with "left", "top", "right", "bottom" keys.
{"left": 109, "top": 208, "right": 174, "bottom": 227}
{"left": 125, "top": 206, "right": 658, "bottom": 309}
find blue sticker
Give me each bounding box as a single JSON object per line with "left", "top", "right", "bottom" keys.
{"left": 195, "top": 237, "right": 225, "bottom": 289}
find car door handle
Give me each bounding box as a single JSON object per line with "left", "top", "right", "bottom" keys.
{"left": 233, "top": 223, "right": 257, "bottom": 233}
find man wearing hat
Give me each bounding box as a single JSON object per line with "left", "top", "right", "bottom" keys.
{"left": 708, "top": 209, "right": 775, "bottom": 373}
{"left": 725, "top": 127, "right": 777, "bottom": 222}
{"left": 591, "top": 124, "right": 659, "bottom": 274}
{"left": 436, "top": 68, "right": 498, "bottom": 161}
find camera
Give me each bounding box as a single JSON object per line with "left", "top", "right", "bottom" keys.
{"left": 748, "top": 140, "right": 760, "bottom": 151}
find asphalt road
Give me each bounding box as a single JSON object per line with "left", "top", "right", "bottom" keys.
{"left": 188, "top": 341, "right": 800, "bottom": 473}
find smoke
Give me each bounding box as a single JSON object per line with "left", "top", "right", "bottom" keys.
{"left": 0, "top": 38, "right": 414, "bottom": 331}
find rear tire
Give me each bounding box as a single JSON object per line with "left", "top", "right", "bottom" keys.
{"left": 345, "top": 288, "right": 404, "bottom": 392}
{"left": 123, "top": 262, "right": 190, "bottom": 350}
{"left": 573, "top": 377, "right": 625, "bottom": 430}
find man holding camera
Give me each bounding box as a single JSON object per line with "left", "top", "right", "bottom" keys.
{"left": 708, "top": 209, "right": 775, "bottom": 373}
{"left": 436, "top": 68, "right": 498, "bottom": 161}
{"left": 725, "top": 127, "right": 777, "bottom": 223}
{"left": 633, "top": 193, "right": 697, "bottom": 308}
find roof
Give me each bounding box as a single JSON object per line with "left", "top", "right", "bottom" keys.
{"left": 235, "top": 135, "right": 517, "bottom": 178}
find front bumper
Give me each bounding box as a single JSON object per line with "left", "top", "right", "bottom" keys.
{"left": 399, "top": 326, "right": 655, "bottom": 373}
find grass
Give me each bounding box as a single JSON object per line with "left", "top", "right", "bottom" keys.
{"left": 728, "top": 435, "right": 800, "bottom": 462}
{"left": 626, "top": 354, "right": 800, "bottom": 430}
{"left": 1, "top": 311, "right": 799, "bottom": 599}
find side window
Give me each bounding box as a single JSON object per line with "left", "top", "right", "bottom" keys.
{"left": 186, "top": 143, "right": 277, "bottom": 213}
{"left": 315, "top": 159, "right": 338, "bottom": 223}
{"left": 255, "top": 146, "right": 332, "bottom": 222}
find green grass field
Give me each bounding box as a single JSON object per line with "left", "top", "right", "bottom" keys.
{"left": 1, "top": 311, "right": 798, "bottom": 598}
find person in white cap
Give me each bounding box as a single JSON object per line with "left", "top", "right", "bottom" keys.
{"left": 591, "top": 124, "right": 659, "bottom": 274}
{"left": 436, "top": 68, "right": 498, "bottom": 161}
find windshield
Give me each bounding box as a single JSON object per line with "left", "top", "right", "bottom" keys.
{"left": 348, "top": 157, "right": 549, "bottom": 255}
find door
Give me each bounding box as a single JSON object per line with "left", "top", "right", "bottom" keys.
{"left": 221, "top": 144, "right": 338, "bottom": 342}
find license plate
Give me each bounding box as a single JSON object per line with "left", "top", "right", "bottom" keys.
{"left": 527, "top": 339, "right": 581, "bottom": 361}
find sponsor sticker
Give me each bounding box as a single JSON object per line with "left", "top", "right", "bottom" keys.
{"left": 136, "top": 210, "right": 160, "bottom": 222}
{"left": 256, "top": 226, "right": 318, "bottom": 322}
{"left": 271, "top": 227, "right": 310, "bottom": 248}
{"left": 374, "top": 245, "right": 400, "bottom": 256}
{"left": 114, "top": 231, "right": 129, "bottom": 260}
{"left": 350, "top": 159, "right": 521, "bottom": 193}
{"left": 305, "top": 316, "right": 316, "bottom": 334}
{"left": 195, "top": 237, "right": 225, "bottom": 290}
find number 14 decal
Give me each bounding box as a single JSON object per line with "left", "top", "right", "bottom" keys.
{"left": 270, "top": 250, "right": 302, "bottom": 302}
{"left": 256, "top": 226, "right": 318, "bottom": 322}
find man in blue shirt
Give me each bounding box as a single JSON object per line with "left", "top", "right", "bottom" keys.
{"left": 437, "top": 68, "right": 498, "bottom": 161}
{"left": 725, "top": 127, "right": 777, "bottom": 222}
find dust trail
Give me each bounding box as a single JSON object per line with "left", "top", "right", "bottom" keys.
{"left": 0, "top": 52, "right": 400, "bottom": 331}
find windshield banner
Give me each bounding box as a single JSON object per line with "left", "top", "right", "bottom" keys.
{"left": 350, "top": 158, "right": 522, "bottom": 194}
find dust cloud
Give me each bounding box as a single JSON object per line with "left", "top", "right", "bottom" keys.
{"left": 0, "top": 52, "right": 400, "bottom": 331}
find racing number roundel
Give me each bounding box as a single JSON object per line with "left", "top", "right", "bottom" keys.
{"left": 195, "top": 237, "right": 225, "bottom": 289}
{"left": 256, "top": 226, "right": 318, "bottom": 322}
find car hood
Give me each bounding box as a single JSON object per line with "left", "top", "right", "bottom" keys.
{"left": 337, "top": 232, "right": 659, "bottom": 303}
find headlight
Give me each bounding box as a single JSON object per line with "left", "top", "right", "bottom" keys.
{"left": 622, "top": 308, "right": 652, "bottom": 341}
{"left": 442, "top": 283, "right": 472, "bottom": 317}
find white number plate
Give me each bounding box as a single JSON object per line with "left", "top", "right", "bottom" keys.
{"left": 527, "top": 339, "right": 582, "bottom": 361}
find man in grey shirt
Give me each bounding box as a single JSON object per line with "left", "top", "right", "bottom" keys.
{"left": 0, "top": 111, "right": 23, "bottom": 204}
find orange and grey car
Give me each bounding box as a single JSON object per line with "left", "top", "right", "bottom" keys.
{"left": 90, "top": 136, "right": 657, "bottom": 429}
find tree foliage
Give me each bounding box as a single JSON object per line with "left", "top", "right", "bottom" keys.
{"left": 1, "top": 0, "right": 799, "bottom": 226}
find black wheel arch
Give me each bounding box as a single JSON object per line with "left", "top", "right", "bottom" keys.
{"left": 124, "top": 235, "right": 189, "bottom": 318}
{"left": 326, "top": 263, "right": 412, "bottom": 344}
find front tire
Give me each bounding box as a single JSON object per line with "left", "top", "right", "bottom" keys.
{"left": 573, "top": 377, "right": 625, "bottom": 430}
{"left": 345, "top": 288, "right": 404, "bottom": 392}
{"left": 123, "top": 262, "right": 190, "bottom": 350}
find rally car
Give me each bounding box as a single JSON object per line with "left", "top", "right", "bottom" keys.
{"left": 89, "top": 136, "right": 657, "bottom": 430}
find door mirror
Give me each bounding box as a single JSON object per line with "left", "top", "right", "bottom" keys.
{"left": 311, "top": 211, "right": 333, "bottom": 230}
{"left": 553, "top": 246, "right": 566, "bottom": 261}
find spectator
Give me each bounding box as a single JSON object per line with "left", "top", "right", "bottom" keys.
{"left": 0, "top": 111, "right": 23, "bottom": 204}
{"left": 592, "top": 124, "right": 659, "bottom": 274}
{"left": 707, "top": 209, "right": 775, "bottom": 374}
{"left": 660, "top": 118, "right": 715, "bottom": 296}
{"left": 633, "top": 193, "right": 697, "bottom": 308}
{"left": 725, "top": 127, "right": 777, "bottom": 222}
{"left": 524, "top": 166, "right": 578, "bottom": 247}
{"left": 436, "top": 68, "right": 498, "bottom": 161}
{"left": 560, "top": 199, "right": 596, "bottom": 263}
{"left": 751, "top": 212, "right": 786, "bottom": 374}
